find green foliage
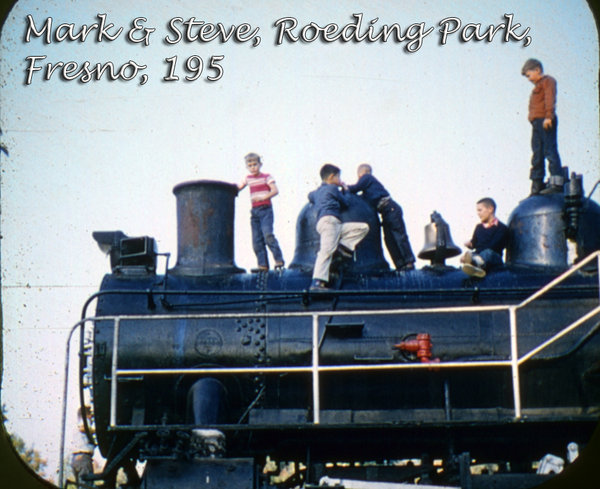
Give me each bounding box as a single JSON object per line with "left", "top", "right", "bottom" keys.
{"left": 2, "top": 404, "right": 48, "bottom": 477}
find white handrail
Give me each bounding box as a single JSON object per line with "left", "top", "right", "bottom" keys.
{"left": 59, "top": 251, "right": 600, "bottom": 487}
{"left": 517, "top": 250, "right": 600, "bottom": 308}
{"left": 98, "top": 251, "right": 600, "bottom": 428}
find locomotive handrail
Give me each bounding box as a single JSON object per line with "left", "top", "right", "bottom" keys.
{"left": 516, "top": 250, "right": 600, "bottom": 308}
{"left": 518, "top": 305, "right": 600, "bottom": 365}
{"left": 514, "top": 250, "right": 600, "bottom": 364}
{"left": 99, "top": 305, "right": 515, "bottom": 430}
{"left": 87, "top": 304, "right": 510, "bottom": 321}
{"left": 59, "top": 317, "right": 92, "bottom": 489}
{"left": 104, "top": 250, "right": 599, "bottom": 427}
{"left": 116, "top": 360, "right": 514, "bottom": 376}
{"left": 61, "top": 250, "right": 600, "bottom": 485}
{"left": 509, "top": 250, "right": 600, "bottom": 416}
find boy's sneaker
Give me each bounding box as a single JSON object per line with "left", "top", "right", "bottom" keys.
{"left": 462, "top": 251, "right": 473, "bottom": 265}
{"left": 274, "top": 261, "right": 285, "bottom": 270}
{"left": 472, "top": 254, "right": 485, "bottom": 267}
{"left": 530, "top": 180, "right": 545, "bottom": 195}
{"left": 540, "top": 175, "right": 565, "bottom": 195}
{"left": 309, "top": 279, "right": 329, "bottom": 291}
{"left": 539, "top": 184, "right": 563, "bottom": 195}
{"left": 462, "top": 263, "right": 486, "bottom": 278}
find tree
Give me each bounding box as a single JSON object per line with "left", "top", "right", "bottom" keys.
{"left": 2, "top": 405, "right": 48, "bottom": 478}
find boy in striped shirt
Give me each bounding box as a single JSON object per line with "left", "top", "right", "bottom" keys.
{"left": 238, "top": 153, "right": 285, "bottom": 271}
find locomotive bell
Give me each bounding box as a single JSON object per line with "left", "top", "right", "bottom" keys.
{"left": 417, "top": 211, "right": 461, "bottom": 265}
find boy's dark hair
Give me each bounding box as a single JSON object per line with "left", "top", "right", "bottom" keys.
{"left": 320, "top": 163, "right": 340, "bottom": 181}
{"left": 477, "top": 197, "right": 497, "bottom": 212}
{"left": 521, "top": 58, "right": 543, "bottom": 75}
{"left": 244, "top": 152, "right": 262, "bottom": 164}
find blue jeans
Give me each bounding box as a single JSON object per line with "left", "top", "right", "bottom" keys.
{"left": 251, "top": 205, "right": 284, "bottom": 268}
{"left": 476, "top": 249, "right": 504, "bottom": 271}
{"left": 379, "top": 198, "right": 415, "bottom": 269}
{"left": 530, "top": 118, "right": 562, "bottom": 182}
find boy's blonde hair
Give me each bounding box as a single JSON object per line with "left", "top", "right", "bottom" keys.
{"left": 244, "top": 152, "right": 262, "bottom": 164}
{"left": 357, "top": 163, "right": 372, "bottom": 174}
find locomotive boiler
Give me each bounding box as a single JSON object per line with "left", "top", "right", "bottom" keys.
{"left": 75, "top": 174, "right": 600, "bottom": 489}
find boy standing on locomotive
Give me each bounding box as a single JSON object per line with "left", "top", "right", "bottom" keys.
{"left": 238, "top": 152, "right": 285, "bottom": 271}
{"left": 308, "top": 164, "right": 369, "bottom": 291}
{"left": 346, "top": 163, "right": 416, "bottom": 272}
{"left": 461, "top": 197, "right": 509, "bottom": 278}
{"left": 521, "top": 58, "right": 564, "bottom": 195}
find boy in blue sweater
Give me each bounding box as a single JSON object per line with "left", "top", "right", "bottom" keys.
{"left": 308, "top": 164, "right": 369, "bottom": 290}
{"left": 461, "top": 197, "right": 509, "bottom": 278}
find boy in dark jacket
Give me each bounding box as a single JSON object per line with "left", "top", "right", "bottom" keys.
{"left": 347, "top": 163, "right": 415, "bottom": 271}
{"left": 461, "top": 197, "right": 508, "bottom": 278}
{"left": 308, "top": 164, "right": 369, "bottom": 290}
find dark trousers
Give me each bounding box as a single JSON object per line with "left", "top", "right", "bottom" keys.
{"left": 250, "top": 205, "right": 284, "bottom": 268}
{"left": 379, "top": 199, "right": 415, "bottom": 269}
{"left": 530, "top": 117, "right": 562, "bottom": 182}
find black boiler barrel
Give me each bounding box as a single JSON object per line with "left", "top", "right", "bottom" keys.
{"left": 171, "top": 180, "right": 244, "bottom": 275}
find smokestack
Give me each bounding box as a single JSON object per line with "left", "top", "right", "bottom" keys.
{"left": 172, "top": 180, "right": 243, "bottom": 275}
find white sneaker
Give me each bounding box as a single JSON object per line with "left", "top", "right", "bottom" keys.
{"left": 462, "top": 263, "right": 486, "bottom": 278}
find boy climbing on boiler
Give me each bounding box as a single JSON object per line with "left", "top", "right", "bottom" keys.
{"left": 308, "top": 164, "right": 369, "bottom": 291}
{"left": 347, "top": 163, "right": 416, "bottom": 271}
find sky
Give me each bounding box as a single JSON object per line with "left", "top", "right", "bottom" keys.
{"left": 1, "top": 0, "right": 599, "bottom": 483}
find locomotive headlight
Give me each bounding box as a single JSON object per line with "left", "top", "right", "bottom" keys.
{"left": 92, "top": 231, "right": 157, "bottom": 273}
{"left": 92, "top": 230, "right": 126, "bottom": 254}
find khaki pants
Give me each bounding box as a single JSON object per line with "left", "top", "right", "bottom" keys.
{"left": 312, "top": 216, "right": 369, "bottom": 282}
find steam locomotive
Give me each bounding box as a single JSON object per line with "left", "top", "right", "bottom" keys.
{"left": 77, "top": 172, "right": 600, "bottom": 488}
